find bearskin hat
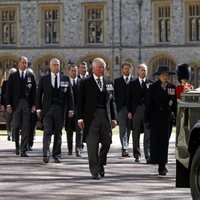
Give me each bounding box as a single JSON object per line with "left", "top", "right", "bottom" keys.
{"left": 176, "top": 63, "right": 191, "bottom": 83}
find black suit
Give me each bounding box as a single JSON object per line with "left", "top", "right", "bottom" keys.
{"left": 6, "top": 70, "right": 36, "bottom": 153}
{"left": 114, "top": 76, "right": 133, "bottom": 152}
{"left": 78, "top": 75, "right": 117, "bottom": 176}
{"left": 127, "top": 78, "right": 153, "bottom": 160}
{"left": 6, "top": 71, "right": 36, "bottom": 112}
{"left": 36, "top": 73, "right": 74, "bottom": 160}
{"left": 65, "top": 78, "right": 82, "bottom": 155}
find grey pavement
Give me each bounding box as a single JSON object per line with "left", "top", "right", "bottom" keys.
{"left": 0, "top": 129, "right": 192, "bottom": 200}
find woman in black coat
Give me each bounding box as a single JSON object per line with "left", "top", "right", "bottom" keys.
{"left": 145, "top": 65, "right": 177, "bottom": 176}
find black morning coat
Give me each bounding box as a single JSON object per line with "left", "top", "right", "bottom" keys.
{"left": 145, "top": 79, "right": 177, "bottom": 164}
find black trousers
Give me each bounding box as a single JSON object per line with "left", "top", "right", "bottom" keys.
{"left": 12, "top": 99, "right": 30, "bottom": 153}
{"left": 86, "top": 109, "right": 112, "bottom": 176}
{"left": 42, "top": 105, "right": 64, "bottom": 159}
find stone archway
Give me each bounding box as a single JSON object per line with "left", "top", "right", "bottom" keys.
{"left": 123, "top": 58, "right": 136, "bottom": 77}
{"left": 0, "top": 55, "right": 18, "bottom": 84}
{"left": 78, "top": 54, "right": 112, "bottom": 78}
{"left": 33, "top": 55, "right": 67, "bottom": 81}
{"left": 188, "top": 62, "right": 200, "bottom": 88}
{"left": 148, "top": 53, "right": 177, "bottom": 85}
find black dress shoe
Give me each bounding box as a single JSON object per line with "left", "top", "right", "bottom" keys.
{"left": 68, "top": 151, "right": 72, "bottom": 155}
{"left": 99, "top": 167, "right": 105, "bottom": 177}
{"left": 92, "top": 173, "right": 100, "bottom": 180}
{"left": 7, "top": 136, "right": 11, "bottom": 141}
{"left": 15, "top": 149, "right": 20, "bottom": 155}
{"left": 43, "top": 156, "right": 49, "bottom": 163}
{"left": 27, "top": 146, "right": 33, "bottom": 151}
{"left": 146, "top": 157, "right": 151, "bottom": 164}
{"left": 21, "top": 152, "right": 29, "bottom": 157}
{"left": 158, "top": 164, "right": 168, "bottom": 176}
{"left": 54, "top": 158, "right": 61, "bottom": 163}
{"left": 76, "top": 152, "right": 82, "bottom": 157}
{"left": 135, "top": 157, "right": 140, "bottom": 163}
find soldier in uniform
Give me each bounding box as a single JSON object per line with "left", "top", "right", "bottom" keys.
{"left": 176, "top": 63, "right": 194, "bottom": 101}
{"left": 145, "top": 65, "right": 177, "bottom": 175}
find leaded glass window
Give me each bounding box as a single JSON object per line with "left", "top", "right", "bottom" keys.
{"left": 188, "top": 3, "right": 200, "bottom": 41}
{"left": 156, "top": 4, "right": 171, "bottom": 43}
{"left": 0, "top": 8, "right": 17, "bottom": 44}
{"left": 42, "top": 7, "right": 60, "bottom": 44}
{"left": 85, "top": 6, "right": 104, "bottom": 44}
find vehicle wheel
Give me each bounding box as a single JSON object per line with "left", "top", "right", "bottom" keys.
{"left": 190, "top": 146, "right": 200, "bottom": 199}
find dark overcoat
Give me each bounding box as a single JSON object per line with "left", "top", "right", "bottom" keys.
{"left": 145, "top": 80, "right": 177, "bottom": 164}
{"left": 77, "top": 75, "right": 117, "bottom": 142}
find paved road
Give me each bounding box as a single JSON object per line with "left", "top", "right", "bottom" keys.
{"left": 0, "top": 130, "right": 192, "bottom": 200}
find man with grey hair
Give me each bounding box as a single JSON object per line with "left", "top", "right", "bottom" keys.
{"left": 78, "top": 57, "right": 117, "bottom": 180}
{"left": 127, "top": 63, "right": 153, "bottom": 163}
{"left": 37, "top": 58, "right": 74, "bottom": 163}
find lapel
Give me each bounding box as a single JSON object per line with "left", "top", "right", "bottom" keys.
{"left": 136, "top": 78, "right": 142, "bottom": 90}
{"left": 46, "top": 74, "right": 52, "bottom": 94}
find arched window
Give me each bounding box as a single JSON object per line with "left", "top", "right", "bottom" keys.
{"left": 79, "top": 56, "right": 110, "bottom": 78}
{"left": 189, "top": 63, "right": 200, "bottom": 88}
{"left": 150, "top": 56, "right": 176, "bottom": 85}
{"left": 36, "top": 57, "right": 65, "bottom": 80}
{"left": 0, "top": 58, "right": 17, "bottom": 83}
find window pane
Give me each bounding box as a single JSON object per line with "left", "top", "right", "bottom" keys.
{"left": 43, "top": 8, "right": 60, "bottom": 44}
{"left": 86, "top": 6, "right": 104, "bottom": 44}
{"left": 188, "top": 3, "right": 200, "bottom": 41}
{"left": 157, "top": 5, "right": 170, "bottom": 43}
{"left": 1, "top": 9, "right": 17, "bottom": 44}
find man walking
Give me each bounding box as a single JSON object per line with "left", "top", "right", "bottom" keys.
{"left": 114, "top": 62, "right": 133, "bottom": 157}
{"left": 78, "top": 58, "right": 117, "bottom": 180}
{"left": 6, "top": 56, "right": 36, "bottom": 157}
{"left": 65, "top": 65, "right": 82, "bottom": 157}
{"left": 127, "top": 63, "right": 153, "bottom": 163}
{"left": 36, "top": 58, "right": 74, "bottom": 163}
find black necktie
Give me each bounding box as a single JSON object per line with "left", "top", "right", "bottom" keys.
{"left": 141, "top": 80, "right": 146, "bottom": 89}
{"left": 73, "top": 79, "right": 75, "bottom": 87}
{"left": 97, "top": 78, "right": 101, "bottom": 89}
{"left": 125, "top": 77, "right": 129, "bottom": 84}
{"left": 54, "top": 74, "right": 57, "bottom": 89}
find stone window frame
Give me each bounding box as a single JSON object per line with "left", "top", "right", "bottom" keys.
{"left": 83, "top": 3, "right": 105, "bottom": 45}
{"left": 149, "top": 54, "right": 177, "bottom": 85}
{"left": 0, "top": 6, "right": 18, "bottom": 45}
{"left": 40, "top": 4, "right": 62, "bottom": 45}
{"left": 185, "top": 0, "right": 200, "bottom": 43}
{"left": 153, "top": 1, "right": 171, "bottom": 44}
